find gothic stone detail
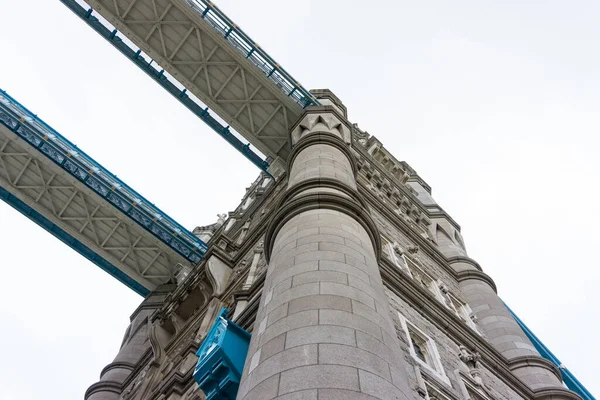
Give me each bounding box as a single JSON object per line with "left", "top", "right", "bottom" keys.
{"left": 87, "top": 91, "right": 579, "bottom": 400}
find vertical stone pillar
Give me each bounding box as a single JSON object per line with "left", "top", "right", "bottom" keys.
{"left": 452, "top": 258, "right": 573, "bottom": 398}
{"left": 237, "top": 99, "right": 412, "bottom": 400}
{"left": 85, "top": 284, "right": 173, "bottom": 400}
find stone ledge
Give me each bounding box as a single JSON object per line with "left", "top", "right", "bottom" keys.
{"left": 456, "top": 269, "right": 498, "bottom": 293}
{"left": 508, "top": 355, "right": 563, "bottom": 381}
{"left": 264, "top": 192, "right": 381, "bottom": 264}
{"left": 446, "top": 255, "right": 483, "bottom": 272}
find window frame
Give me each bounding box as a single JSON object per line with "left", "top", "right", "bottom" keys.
{"left": 398, "top": 313, "right": 449, "bottom": 384}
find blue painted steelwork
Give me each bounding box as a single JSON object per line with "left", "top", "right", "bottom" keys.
{"left": 60, "top": 0, "right": 271, "bottom": 174}
{"left": 505, "top": 303, "right": 595, "bottom": 400}
{"left": 193, "top": 308, "right": 251, "bottom": 400}
{"left": 0, "top": 184, "right": 150, "bottom": 296}
{"left": 0, "top": 89, "right": 207, "bottom": 264}
{"left": 183, "top": 0, "right": 320, "bottom": 109}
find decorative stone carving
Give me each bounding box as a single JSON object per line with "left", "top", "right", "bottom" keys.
{"left": 120, "top": 364, "right": 150, "bottom": 399}
{"left": 291, "top": 112, "right": 351, "bottom": 144}
{"left": 459, "top": 345, "right": 484, "bottom": 385}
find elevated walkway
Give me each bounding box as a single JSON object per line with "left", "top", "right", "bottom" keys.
{"left": 0, "top": 90, "right": 207, "bottom": 295}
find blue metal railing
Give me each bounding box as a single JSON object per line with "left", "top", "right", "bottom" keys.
{"left": 183, "top": 0, "right": 320, "bottom": 109}
{"left": 505, "top": 303, "right": 596, "bottom": 400}
{"left": 60, "top": 0, "right": 271, "bottom": 174}
{"left": 0, "top": 89, "right": 207, "bottom": 264}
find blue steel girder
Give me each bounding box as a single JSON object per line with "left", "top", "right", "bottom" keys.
{"left": 505, "top": 303, "right": 596, "bottom": 400}
{"left": 62, "top": 0, "right": 319, "bottom": 164}
{"left": 0, "top": 90, "right": 207, "bottom": 293}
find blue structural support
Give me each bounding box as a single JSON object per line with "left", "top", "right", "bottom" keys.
{"left": 0, "top": 89, "right": 207, "bottom": 265}
{"left": 0, "top": 184, "right": 149, "bottom": 296}
{"left": 193, "top": 308, "right": 251, "bottom": 400}
{"left": 60, "top": 0, "right": 277, "bottom": 174}
{"left": 505, "top": 303, "right": 595, "bottom": 400}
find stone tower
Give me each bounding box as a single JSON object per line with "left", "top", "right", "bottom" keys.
{"left": 86, "top": 90, "right": 580, "bottom": 400}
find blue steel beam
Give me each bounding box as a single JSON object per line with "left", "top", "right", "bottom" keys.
{"left": 60, "top": 0, "right": 273, "bottom": 174}
{"left": 505, "top": 303, "right": 595, "bottom": 400}
{"left": 0, "top": 184, "right": 150, "bottom": 297}
{"left": 0, "top": 89, "right": 207, "bottom": 265}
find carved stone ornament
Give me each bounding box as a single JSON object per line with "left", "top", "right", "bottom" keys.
{"left": 459, "top": 345, "right": 484, "bottom": 385}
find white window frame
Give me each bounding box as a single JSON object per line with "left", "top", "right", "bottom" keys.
{"left": 447, "top": 294, "right": 479, "bottom": 333}
{"left": 398, "top": 313, "right": 449, "bottom": 384}
{"left": 382, "top": 238, "right": 413, "bottom": 277}
{"left": 424, "top": 379, "right": 455, "bottom": 400}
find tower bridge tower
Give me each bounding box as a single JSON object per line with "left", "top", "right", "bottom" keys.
{"left": 0, "top": 0, "right": 593, "bottom": 399}
{"left": 84, "top": 91, "right": 580, "bottom": 400}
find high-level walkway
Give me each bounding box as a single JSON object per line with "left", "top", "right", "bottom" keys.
{"left": 0, "top": 90, "right": 207, "bottom": 295}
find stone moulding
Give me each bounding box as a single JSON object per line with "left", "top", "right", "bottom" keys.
{"left": 264, "top": 191, "right": 382, "bottom": 264}
{"left": 447, "top": 255, "right": 484, "bottom": 271}
{"left": 84, "top": 380, "right": 122, "bottom": 399}
{"left": 507, "top": 355, "right": 563, "bottom": 382}
{"left": 533, "top": 387, "right": 583, "bottom": 400}
{"left": 283, "top": 176, "right": 369, "bottom": 209}
{"left": 456, "top": 269, "right": 498, "bottom": 293}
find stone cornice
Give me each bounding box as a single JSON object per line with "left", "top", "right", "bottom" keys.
{"left": 358, "top": 181, "right": 461, "bottom": 280}
{"left": 85, "top": 380, "right": 122, "bottom": 399}
{"left": 264, "top": 191, "right": 382, "bottom": 264}
{"left": 284, "top": 177, "right": 367, "bottom": 209}
{"left": 380, "top": 258, "right": 535, "bottom": 399}
{"left": 100, "top": 361, "right": 135, "bottom": 377}
{"left": 507, "top": 356, "right": 562, "bottom": 381}
{"left": 446, "top": 256, "right": 483, "bottom": 272}
{"left": 456, "top": 270, "right": 497, "bottom": 293}
{"left": 353, "top": 143, "right": 462, "bottom": 231}
{"left": 533, "top": 387, "right": 582, "bottom": 400}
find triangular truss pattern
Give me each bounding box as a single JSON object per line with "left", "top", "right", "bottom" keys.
{"left": 87, "top": 0, "right": 299, "bottom": 159}
{"left": 0, "top": 127, "right": 188, "bottom": 289}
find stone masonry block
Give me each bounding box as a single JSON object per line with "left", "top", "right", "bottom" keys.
{"left": 358, "top": 370, "right": 410, "bottom": 400}
{"left": 259, "top": 310, "right": 318, "bottom": 347}
{"left": 318, "top": 389, "right": 380, "bottom": 400}
{"left": 319, "top": 309, "right": 382, "bottom": 340}
{"left": 288, "top": 294, "right": 352, "bottom": 315}
{"left": 286, "top": 324, "right": 357, "bottom": 348}
{"left": 260, "top": 333, "right": 286, "bottom": 363}
{"left": 319, "top": 260, "right": 370, "bottom": 284}
{"left": 292, "top": 270, "right": 348, "bottom": 286}
{"left": 319, "top": 281, "right": 376, "bottom": 309}
{"left": 269, "top": 261, "right": 319, "bottom": 287}
{"left": 278, "top": 365, "right": 360, "bottom": 395}
{"left": 274, "top": 390, "right": 318, "bottom": 400}
{"left": 319, "top": 343, "right": 392, "bottom": 382}
{"left": 246, "top": 344, "right": 318, "bottom": 393}
{"left": 239, "top": 373, "right": 279, "bottom": 400}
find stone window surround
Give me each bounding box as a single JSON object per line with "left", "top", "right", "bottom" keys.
{"left": 398, "top": 312, "right": 450, "bottom": 385}
{"left": 385, "top": 239, "right": 480, "bottom": 334}
{"left": 424, "top": 378, "right": 457, "bottom": 400}
{"left": 453, "top": 369, "right": 496, "bottom": 400}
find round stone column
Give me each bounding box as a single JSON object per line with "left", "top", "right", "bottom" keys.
{"left": 236, "top": 108, "right": 412, "bottom": 400}
{"left": 453, "top": 259, "right": 578, "bottom": 399}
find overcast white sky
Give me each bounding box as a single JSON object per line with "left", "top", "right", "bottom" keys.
{"left": 0, "top": 0, "right": 598, "bottom": 399}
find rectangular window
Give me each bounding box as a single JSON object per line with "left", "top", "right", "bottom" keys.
{"left": 424, "top": 380, "right": 454, "bottom": 400}
{"left": 398, "top": 313, "right": 449, "bottom": 384}
{"left": 448, "top": 294, "right": 479, "bottom": 332}
{"left": 382, "top": 237, "right": 412, "bottom": 277}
